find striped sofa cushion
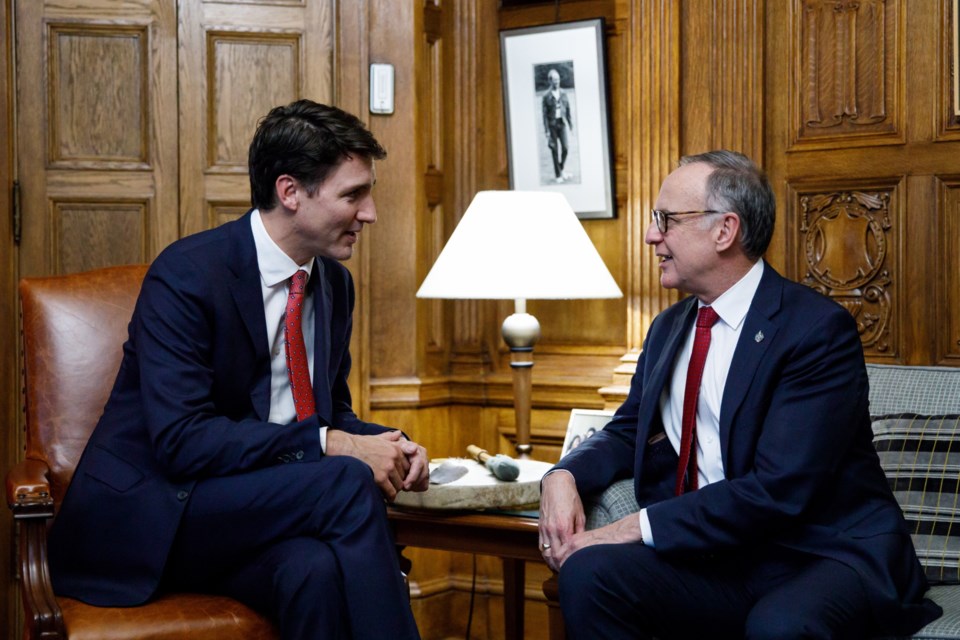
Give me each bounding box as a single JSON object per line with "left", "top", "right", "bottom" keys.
{"left": 873, "top": 413, "right": 960, "bottom": 585}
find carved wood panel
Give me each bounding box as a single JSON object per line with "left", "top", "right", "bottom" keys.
{"left": 938, "top": 177, "right": 960, "bottom": 362}
{"left": 793, "top": 0, "right": 903, "bottom": 148}
{"left": 793, "top": 184, "right": 901, "bottom": 360}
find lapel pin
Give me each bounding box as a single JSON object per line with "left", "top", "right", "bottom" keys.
{"left": 755, "top": 331, "right": 764, "bottom": 343}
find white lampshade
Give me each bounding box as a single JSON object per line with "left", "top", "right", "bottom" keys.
{"left": 416, "top": 191, "right": 622, "bottom": 300}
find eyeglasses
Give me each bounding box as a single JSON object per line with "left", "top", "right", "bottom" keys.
{"left": 650, "top": 209, "right": 722, "bottom": 234}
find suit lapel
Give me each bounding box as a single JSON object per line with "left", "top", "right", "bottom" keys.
{"left": 226, "top": 212, "right": 272, "bottom": 420}
{"left": 718, "top": 267, "right": 782, "bottom": 464}
{"left": 639, "top": 299, "right": 699, "bottom": 435}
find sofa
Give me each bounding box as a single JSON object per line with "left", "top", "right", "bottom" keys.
{"left": 583, "top": 364, "right": 960, "bottom": 639}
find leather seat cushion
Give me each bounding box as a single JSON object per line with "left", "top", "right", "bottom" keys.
{"left": 60, "top": 593, "right": 278, "bottom": 640}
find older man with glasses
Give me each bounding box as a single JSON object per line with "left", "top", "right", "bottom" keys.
{"left": 538, "top": 150, "right": 941, "bottom": 639}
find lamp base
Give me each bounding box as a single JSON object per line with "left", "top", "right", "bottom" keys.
{"left": 502, "top": 305, "right": 540, "bottom": 458}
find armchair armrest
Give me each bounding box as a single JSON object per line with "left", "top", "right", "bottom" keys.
{"left": 7, "top": 458, "right": 55, "bottom": 519}
{"left": 6, "top": 458, "right": 66, "bottom": 638}
{"left": 585, "top": 478, "right": 639, "bottom": 530}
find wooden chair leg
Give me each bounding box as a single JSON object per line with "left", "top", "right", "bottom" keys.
{"left": 543, "top": 573, "right": 565, "bottom": 640}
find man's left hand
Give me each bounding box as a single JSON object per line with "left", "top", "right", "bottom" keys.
{"left": 550, "top": 514, "right": 644, "bottom": 569}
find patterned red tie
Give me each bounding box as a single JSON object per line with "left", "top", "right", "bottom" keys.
{"left": 285, "top": 270, "right": 316, "bottom": 421}
{"left": 675, "top": 305, "right": 720, "bottom": 495}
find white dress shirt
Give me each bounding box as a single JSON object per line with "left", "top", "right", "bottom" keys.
{"left": 639, "top": 260, "right": 765, "bottom": 546}
{"left": 250, "top": 210, "right": 329, "bottom": 451}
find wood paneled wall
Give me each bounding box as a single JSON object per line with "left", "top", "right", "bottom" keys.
{"left": 376, "top": 1, "right": 960, "bottom": 638}
{"left": 767, "top": 0, "right": 960, "bottom": 366}
{"left": 2, "top": 1, "right": 958, "bottom": 638}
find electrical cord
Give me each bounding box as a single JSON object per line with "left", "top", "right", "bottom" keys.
{"left": 465, "top": 554, "right": 477, "bottom": 640}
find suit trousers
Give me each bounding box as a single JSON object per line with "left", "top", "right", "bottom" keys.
{"left": 547, "top": 120, "right": 569, "bottom": 177}
{"left": 558, "top": 542, "right": 873, "bottom": 640}
{"left": 163, "top": 456, "right": 419, "bottom": 640}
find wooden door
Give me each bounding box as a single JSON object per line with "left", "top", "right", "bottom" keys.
{"left": 177, "top": 0, "right": 335, "bottom": 236}
{"left": 15, "top": 0, "right": 179, "bottom": 278}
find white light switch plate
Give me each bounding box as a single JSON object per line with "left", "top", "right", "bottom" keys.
{"left": 369, "top": 63, "right": 394, "bottom": 115}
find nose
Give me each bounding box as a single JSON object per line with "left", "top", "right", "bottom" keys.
{"left": 358, "top": 195, "right": 377, "bottom": 224}
{"left": 644, "top": 221, "right": 662, "bottom": 245}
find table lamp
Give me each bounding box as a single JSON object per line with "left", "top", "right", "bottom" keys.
{"left": 416, "top": 190, "right": 622, "bottom": 458}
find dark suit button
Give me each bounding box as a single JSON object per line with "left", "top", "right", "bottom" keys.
{"left": 177, "top": 490, "right": 189, "bottom": 501}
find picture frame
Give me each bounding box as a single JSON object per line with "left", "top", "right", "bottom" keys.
{"left": 560, "top": 409, "right": 614, "bottom": 459}
{"left": 500, "top": 19, "right": 615, "bottom": 219}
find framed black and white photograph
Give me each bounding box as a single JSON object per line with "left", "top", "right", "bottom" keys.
{"left": 560, "top": 409, "right": 613, "bottom": 459}
{"left": 500, "top": 19, "right": 615, "bottom": 219}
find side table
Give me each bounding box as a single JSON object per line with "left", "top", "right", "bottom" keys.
{"left": 387, "top": 507, "right": 552, "bottom": 640}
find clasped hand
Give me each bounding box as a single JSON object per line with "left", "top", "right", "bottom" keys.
{"left": 326, "top": 430, "right": 429, "bottom": 501}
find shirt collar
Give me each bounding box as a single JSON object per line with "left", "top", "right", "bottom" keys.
{"left": 251, "top": 209, "right": 315, "bottom": 287}
{"left": 702, "top": 259, "right": 764, "bottom": 331}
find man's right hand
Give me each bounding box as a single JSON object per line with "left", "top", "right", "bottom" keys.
{"left": 326, "top": 430, "right": 411, "bottom": 501}
{"left": 538, "top": 470, "right": 586, "bottom": 572}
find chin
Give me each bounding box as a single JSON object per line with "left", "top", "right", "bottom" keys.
{"left": 659, "top": 273, "right": 679, "bottom": 291}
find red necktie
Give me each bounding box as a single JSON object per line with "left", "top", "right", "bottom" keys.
{"left": 675, "top": 306, "right": 720, "bottom": 495}
{"left": 285, "top": 270, "right": 316, "bottom": 421}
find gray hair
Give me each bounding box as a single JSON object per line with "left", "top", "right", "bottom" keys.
{"left": 679, "top": 150, "right": 775, "bottom": 261}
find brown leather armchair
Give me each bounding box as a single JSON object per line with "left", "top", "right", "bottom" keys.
{"left": 7, "top": 265, "right": 278, "bottom": 640}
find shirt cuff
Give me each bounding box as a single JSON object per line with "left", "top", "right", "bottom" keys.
{"left": 639, "top": 508, "right": 654, "bottom": 547}
{"left": 540, "top": 468, "right": 575, "bottom": 491}
{"left": 319, "top": 426, "right": 328, "bottom": 453}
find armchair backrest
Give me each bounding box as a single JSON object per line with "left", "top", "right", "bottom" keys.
{"left": 19, "top": 265, "right": 147, "bottom": 503}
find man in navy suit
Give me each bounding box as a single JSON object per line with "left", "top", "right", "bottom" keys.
{"left": 538, "top": 151, "right": 941, "bottom": 638}
{"left": 49, "top": 100, "right": 427, "bottom": 639}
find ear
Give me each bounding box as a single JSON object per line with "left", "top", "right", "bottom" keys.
{"left": 714, "top": 213, "right": 741, "bottom": 252}
{"left": 275, "top": 175, "right": 300, "bottom": 212}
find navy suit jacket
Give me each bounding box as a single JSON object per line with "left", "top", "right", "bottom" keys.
{"left": 49, "top": 211, "right": 391, "bottom": 606}
{"left": 555, "top": 265, "right": 939, "bottom": 633}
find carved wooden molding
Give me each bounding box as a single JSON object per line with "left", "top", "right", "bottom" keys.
{"left": 799, "top": 188, "right": 896, "bottom": 355}
{"left": 793, "top": 0, "right": 903, "bottom": 147}
{"left": 368, "top": 374, "right": 613, "bottom": 411}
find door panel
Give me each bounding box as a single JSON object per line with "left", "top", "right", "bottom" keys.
{"left": 15, "top": 0, "right": 178, "bottom": 277}
{"left": 177, "top": 0, "right": 334, "bottom": 235}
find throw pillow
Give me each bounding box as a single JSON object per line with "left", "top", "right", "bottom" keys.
{"left": 872, "top": 413, "right": 960, "bottom": 584}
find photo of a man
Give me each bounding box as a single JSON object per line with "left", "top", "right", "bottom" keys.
{"left": 536, "top": 62, "right": 580, "bottom": 185}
